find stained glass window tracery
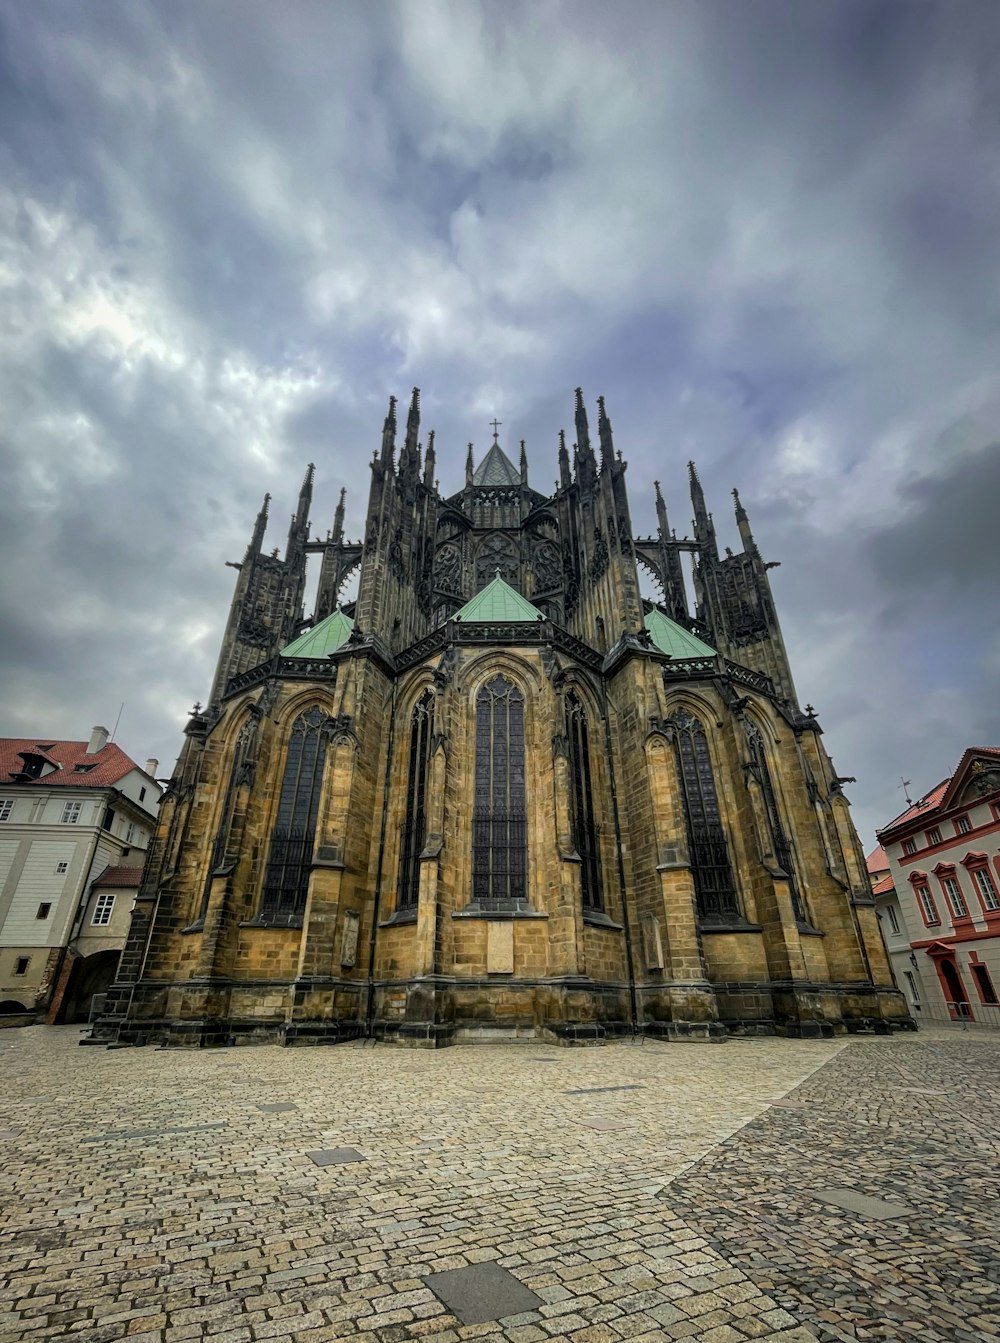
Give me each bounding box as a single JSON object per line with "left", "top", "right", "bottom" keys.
{"left": 473, "top": 674, "right": 527, "bottom": 910}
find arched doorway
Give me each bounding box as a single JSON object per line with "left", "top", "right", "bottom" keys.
{"left": 58, "top": 950, "right": 121, "bottom": 1024}
{"left": 938, "top": 957, "right": 974, "bottom": 1021}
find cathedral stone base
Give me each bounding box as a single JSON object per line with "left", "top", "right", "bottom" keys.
{"left": 91, "top": 975, "right": 913, "bottom": 1048}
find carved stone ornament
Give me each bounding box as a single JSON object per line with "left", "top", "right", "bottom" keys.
{"left": 435, "top": 541, "right": 462, "bottom": 594}
{"left": 533, "top": 541, "right": 561, "bottom": 592}
{"left": 589, "top": 527, "right": 609, "bottom": 582}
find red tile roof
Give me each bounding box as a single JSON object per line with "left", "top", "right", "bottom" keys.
{"left": 91, "top": 864, "right": 144, "bottom": 888}
{"left": 871, "top": 874, "right": 894, "bottom": 896}
{"left": 0, "top": 738, "right": 142, "bottom": 789}
{"left": 865, "top": 844, "right": 888, "bottom": 875}
{"left": 879, "top": 779, "right": 950, "bottom": 834}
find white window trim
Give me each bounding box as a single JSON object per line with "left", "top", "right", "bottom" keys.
{"left": 0, "top": 798, "right": 13, "bottom": 822}
{"left": 942, "top": 876, "right": 968, "bottom": 919}
{"left": 61, "top": 801, "right": 83, "bottom": 824}
{"left": 916, "top": 886, "right": 939, "bottom": 925}
{"left": 973, "top": 867, "right": 1000, "bottom": 912}
{"left": 92, "top": 892, "right": 116, "bottom": 926}
{"left": 886, "top": 904, "right": 900, "bottom": 935}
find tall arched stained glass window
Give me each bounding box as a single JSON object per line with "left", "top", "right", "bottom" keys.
{"left": 567, "top": 693, "right": 603, "bottom": 911}
{"left": 197, "top": 716, "right": 256, "bottom": 923}
{"left": 667, "top": 709, "right": 739, "bottom": 922}
{"left": 260, "top": 707, "right": 330, "bottom": 924}
{"left": 745, "top": 720, "right": 806, "bottom": 923}
{"left": 473, "top": 674, "right": 527, "bottom": 910}
{"left": 398, "top": 691, "right": 434, "bottom": 911}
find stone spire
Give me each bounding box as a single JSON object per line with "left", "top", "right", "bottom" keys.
{"left": 689, "top": 461, "right": 716, "bottom": 557}
{"left": 332, "top": 487, "right": 346, "bottom": 544}
{"left": 597, "top": 395, "right": 615, "bottom": 472}
{"left": 558, "top": 429, "right": 571, "bottom": 489}
{"left": 380, "top": 395, "right": 397, "bottom": 470}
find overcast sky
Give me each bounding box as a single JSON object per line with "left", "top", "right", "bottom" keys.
{"left": 2, "top": 0, "right": 999, "bottom": 846}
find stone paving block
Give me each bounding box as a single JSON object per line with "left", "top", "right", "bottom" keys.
{"left": 423, "top": 1263, "right": 543, "bottom": 1325}
{"left": 256, "top": 1103, "right": 298, "bottom": 1113}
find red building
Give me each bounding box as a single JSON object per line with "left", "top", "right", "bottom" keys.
{"left": 877, "top": 748, "right": 1000, "bottom": 1023}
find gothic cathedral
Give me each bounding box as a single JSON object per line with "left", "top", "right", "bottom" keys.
{"left": 99, "top": 389, "right": 909, "bottom": 1046}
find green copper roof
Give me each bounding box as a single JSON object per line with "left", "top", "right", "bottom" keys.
{"left": 644, "top": 608, "right": 716, "bottom": 658}
{"left": 452, "top": 573, "right": 545, "bottom": 624}
{"left": 281, "top": 608, "right": 354, "bottom": 658}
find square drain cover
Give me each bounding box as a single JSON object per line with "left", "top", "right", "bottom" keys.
{"left": 423, "top": 1261, "right": 542, "bottom": 1324}
{"left": 814, "top": 1187, "right": 911, "bottom": 1219}
{"left": 307, "top": 1147, "right": 365, "bottom": 1166}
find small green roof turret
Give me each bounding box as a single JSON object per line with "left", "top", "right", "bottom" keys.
{"left": 281, "top": 607, "right": 355, "bottom": 658}
{"left": 452, "top": 573, "right": 545, "bottom": 624}
{"left": 644, "top": 608, "right": 716, "bottom": 658}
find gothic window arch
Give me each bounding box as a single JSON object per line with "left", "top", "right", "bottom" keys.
{"left": 195, "top": 714, "right": 257, "bottom": 924}
{"left": 260, "top": 706, "right": 331, "bottom": 924}
{"left": 473, "top": 674, "right": 527, "bottom": 910}
{"left": 745, "top": 719, "right": 806, "bottom": 923}
{"left": 397, "top": 690, "right": 434, "bottom": 911}
{"left": 566, "top": 692, "right": 602, "bottom": 911}
{"left": 667, "top": 709, "right": 739, "bottom": 922}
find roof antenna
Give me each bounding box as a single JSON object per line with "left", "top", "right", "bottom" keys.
{"left": 110, "top": 702, "right": 125, "bottom": 743}
{"left": 898, "top": 775, "right": 913, "bottom": 806}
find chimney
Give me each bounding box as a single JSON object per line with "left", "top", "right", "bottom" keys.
{"left": 145, "top": 758, "right": 159, "bottom": 778}
{"left": 87, "top": 726, "right": 109, "bottom": 755}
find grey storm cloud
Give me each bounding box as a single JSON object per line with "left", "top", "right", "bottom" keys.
{"left": 2, "top": 0, "right": 1000, "bottom": 844}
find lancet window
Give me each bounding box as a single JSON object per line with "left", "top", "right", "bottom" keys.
{"left": 197, "top": 715, "right": 256, "bottom": 923}
{"left": 473, "top": 674, "right": 527, "bottom": 910}
{"left": 398, "top": 691, "right": 434, "bottom": 910}
{"left": 745, "top": 720, "right": 806, "bottom": 922}
{"left": 566, "top": 693, "right": 603, "bottom": 911}
{"left": 667, "top": 709, "right": 740, "bottom": 922}
{"left": 260, "top": 707, "right": 330, "bottom": 924}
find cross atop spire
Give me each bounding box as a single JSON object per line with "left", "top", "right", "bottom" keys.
{"left": 490, "top": 417, "right": 502, "bottom": 444}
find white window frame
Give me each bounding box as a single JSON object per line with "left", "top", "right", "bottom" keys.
{"left": 942, "top": 876, "right": 968, "bottom": 919}
{"left": 92, "top": 891, "right": 116, "bottom": 926}
{"left": 55, "top": 861, "right": 68, "bottom": 874}
{"left": 956, "top": 815, "right": 972, "bottom": 835}
{"left": 886, "top": 904, "right": 900, "bottom": 935}
{"left": 903, "top": 970, "right": 921, "bottom": 1005}
{"left": 916, "top": 885, "right": 939, "bottom": 925}
{"left": 902, "top": 838, "right": 916, "bottom": 856}
{"left": 125, "top": 822, "right": 136, "bottom": 844}
{"left": 0, "top": 798, "right": 13, "bottom": 822}
{"left": 61, "top": 801, "right": 83, "bottom": 824}
{"left": 926, "top": 827, "right": 942, "bottom": 846}
{"left": 973, "top": 867, "right": 1000, "bottom": 912}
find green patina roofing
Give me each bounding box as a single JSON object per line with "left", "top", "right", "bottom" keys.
{"left": 644, "top": 608, "right": 716, "bottom": 658}
{"left": 281, "top": 608, "right": 354, "bottom": 658}
{"left": 452, "top": 573, "right": 545, "bottom": 624}
{"left": 473, "top": 442, "right": 521, "bottom": 487}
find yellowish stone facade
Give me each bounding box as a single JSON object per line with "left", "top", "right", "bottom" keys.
{"left": 99, "top": 389, "right": 910, "bottom": 1046}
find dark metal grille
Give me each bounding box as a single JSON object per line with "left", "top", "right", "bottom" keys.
{"left": 473, "top": 674, "right": 527, "bottom": 910}
{"left": 261, "top": 707, "right": 329, "bottom": 923}
{"left": 398, "top": 691, "right": 434, "bottom": 909}
{"left": 745, "top": 720, "right": 806, "bottom": 922}
{"left": 668, "top": 709, "right": 739, "bottom": 922}
{"left": 567, "top": 694, "right": 603, "bottom": 910}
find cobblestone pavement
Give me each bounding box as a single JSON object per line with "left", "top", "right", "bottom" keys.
{"left": 0, "top": 1025, "right": 994, "bottom": 1343}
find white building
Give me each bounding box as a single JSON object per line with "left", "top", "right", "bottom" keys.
{"left": 0, "top": 727, "right": 161, "bottom": 1022}
{"left": 876, "top": 747, "right": 1000, "bottom": 1026}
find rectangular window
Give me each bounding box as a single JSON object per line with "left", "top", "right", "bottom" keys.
{"left": 903, "top": 970, "right": 921, "bottom": 1006}
{"left": 102, "top": 807, "right": 114, "bottom": 831}
{"left": 973, "top": 867, "right": 1000, "bottom": 912}
{"left": 956, "top": 815, "right": 972, "bottom": 835}
{"left": 886, "top": 904, "right": 900, "bottom": 935}
{"left": 125, "top": 822, "right": 136, "bottom": 845}
{"left": 972, "top": 963, "right": 999, "bottom": 1005}
{"left": 942, "top": 876, "right": 968, "bottom": 919}
{"left": 35, "top": 902, "right": 51, "bottom": 920}
{"left": 915, "top": 885, "right": 939, "bottom": 925}
{"left": 55, "top": 861, "right": 68, "bottom": 874}
{"left": 14, "top": 956, "right": 30, "bottom": 976}
{"left": 92, "top": 892, "right": 116, "bottom": 926}
{"left": 139, "top": 787, "right": 146, "bottom": 802}
{"left": 926, "top": 827, "right": 942, "bottom": 846}
{"left": 902, "top": 838, "right": 916, "bottom": 856}
{"left": 0, "top": 798, "right": 13, "bottom": 822}
{"left": 61, "top": 801, "right": 82, "bottom": 825}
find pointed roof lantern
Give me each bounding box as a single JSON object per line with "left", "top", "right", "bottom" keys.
{"left": 644, "top": 608, "right": 716, "bottom": 658}
{"left": 472, "top": 442, "right": 521, "bottom": 487}
{"left": 281, "top": 607, "right": 355, "bottom": 658}
{"left": 452, "top": 572, "right": 545, "bottom": 624}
